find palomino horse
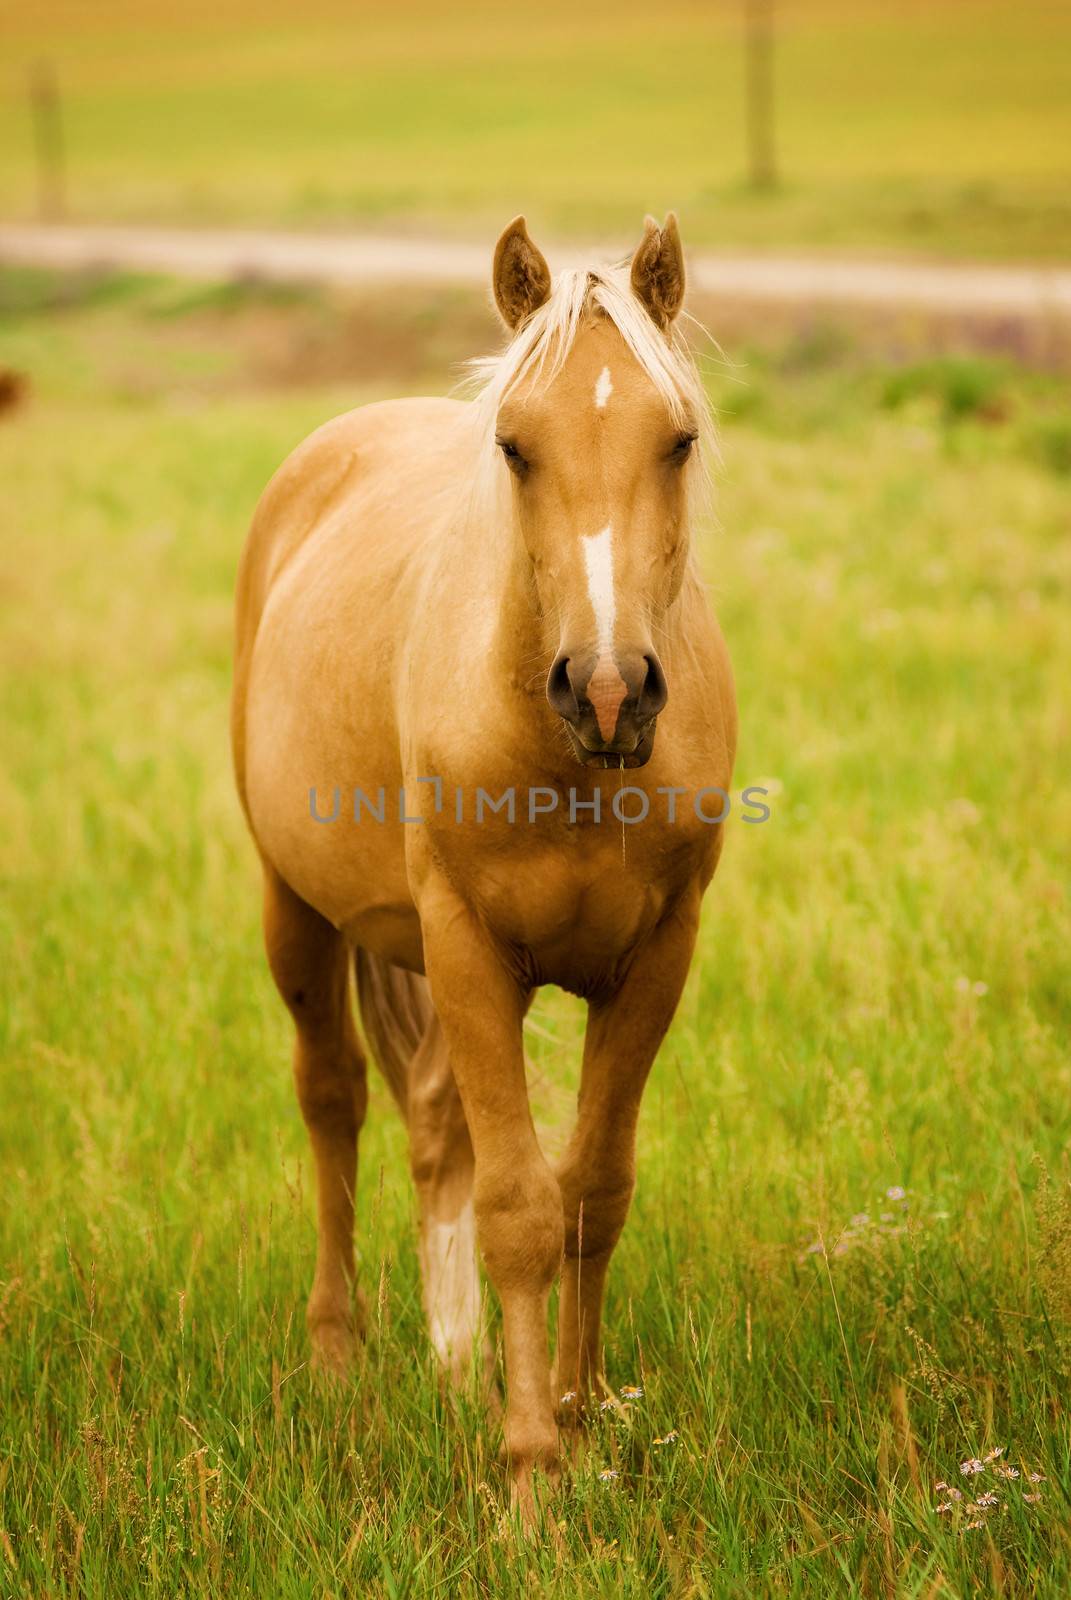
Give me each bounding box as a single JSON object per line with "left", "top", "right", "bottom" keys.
{"left": 232, "top": 214, "right": 736, "bottom": 1515}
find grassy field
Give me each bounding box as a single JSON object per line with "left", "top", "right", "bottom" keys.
{"left": 2, "top": 0, "right": 1071, "bottom": 259}
{"left": 1, "top": 269, "right": 1070, "bottom": 1596}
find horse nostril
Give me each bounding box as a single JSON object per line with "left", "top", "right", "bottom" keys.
{"left": 546, "top": 653, "right": 578, "bottom": 720}
{"left": 637, "top": 652, "right": 668, "bottom": 720}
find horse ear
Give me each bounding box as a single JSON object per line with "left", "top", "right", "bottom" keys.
{"left": 630, "top": 212, "right": 685, "bottom": 328}
{"left": 492, "top": 216, "right": 552, "bottom": 329}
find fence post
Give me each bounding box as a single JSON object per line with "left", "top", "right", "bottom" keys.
{"left": 744, "top": 0, "right": 777, "bottom": 190}
{"left": 29, "top": 59, "right": 67, "bottom": 221}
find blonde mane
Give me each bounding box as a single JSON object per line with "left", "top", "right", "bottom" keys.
{"left": 461, "top": 260, "right": 715, "bottom": 520}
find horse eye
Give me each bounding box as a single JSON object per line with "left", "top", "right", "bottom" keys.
{"left": 671, "top": 431, "right": 698, "bottom": 460}
{"left": 496, "top": 438, "right": 527, "bottom": 473}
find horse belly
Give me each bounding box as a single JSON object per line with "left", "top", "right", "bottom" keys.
{"left": 242, "top": 584, "right": 421, "bottom": 966}
{"left": 249, "top": 758, "right": 421, "bottom": 965}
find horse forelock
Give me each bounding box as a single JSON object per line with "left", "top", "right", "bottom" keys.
{"left": 459, "top": 261, "right": 717, "bottom": 526}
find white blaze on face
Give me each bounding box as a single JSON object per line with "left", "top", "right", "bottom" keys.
{"left": 582, "top": 524, "right": 628, "bottom": 740}
{"left": 583, "top": 523, "right": 616, "bottom": 652}
{"left": 594, "top": 365, "right": 613, "bottom": 409}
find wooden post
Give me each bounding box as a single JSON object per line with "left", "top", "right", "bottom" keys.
{"left": 744, "top": 0, "right": 777, "bottom": 190}
{"left": 29, "top": 60, "right": 66, "bottom": 221}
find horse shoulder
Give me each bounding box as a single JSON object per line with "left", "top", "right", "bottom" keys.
{"left": 232, "top": 398, "right": 474, "bottom": 791}
{"left": 239, "top": 400, "right": 470, "bottom": 623}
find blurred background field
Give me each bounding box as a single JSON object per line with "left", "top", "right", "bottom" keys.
{"left": 2, "top": 0, "right": 1070, "bottom": 258}
{"left": 2, "top": 2, "right": 1071, "bottom": 1595}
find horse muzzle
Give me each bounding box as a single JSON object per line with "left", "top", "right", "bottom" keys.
{"left": 546, "top": 648, "right": 667, "bottom": 768}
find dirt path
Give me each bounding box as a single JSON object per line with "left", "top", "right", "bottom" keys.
{"left": 2, "top": 222, "right": 1070, "bottom": 322}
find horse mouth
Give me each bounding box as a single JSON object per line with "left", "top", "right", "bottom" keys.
{"left": 564, "top": 721, "right": 657, "bottom": 770}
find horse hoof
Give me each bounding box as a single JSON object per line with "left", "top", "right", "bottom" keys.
{"left": 508, "top": 1459, "right": 561, "bottom": 1537}
{"left": 308, "top": 1316, "right": 356, "bottom": 1378}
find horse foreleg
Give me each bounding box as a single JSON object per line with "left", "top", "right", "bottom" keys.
{"left": 263, "top": 866, "right": 368, "bottom": 1376}
{"left": 417, "top": 873, "right": 562, "bottom": 1524}
{"left": 554, "top": 892, "right": 701, "bottom": 1420}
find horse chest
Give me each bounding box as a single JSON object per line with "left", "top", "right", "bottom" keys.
{"left": 432, "top": 823, "right": 691, "bottom": 991}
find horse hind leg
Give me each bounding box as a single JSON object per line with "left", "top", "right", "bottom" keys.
{"left": 355, "top": 952, "right": 487, "bottom": 1390}
{"left": 263, "top": 866, "right": 368, "bottom": 1375}
{"left": 408, "top": 1017, "right": 488, "bottom": 1393}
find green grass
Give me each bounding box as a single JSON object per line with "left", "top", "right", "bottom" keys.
{"left": 2, "top": 0, "right": 1071, "bottom": 258}
{"left": 1, "top": 273, "right": 1070, "bottom": 1596}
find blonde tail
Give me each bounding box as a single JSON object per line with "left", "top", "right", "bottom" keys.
{"left": 353, "top": 949, "right": 435, "bottom": 1118}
